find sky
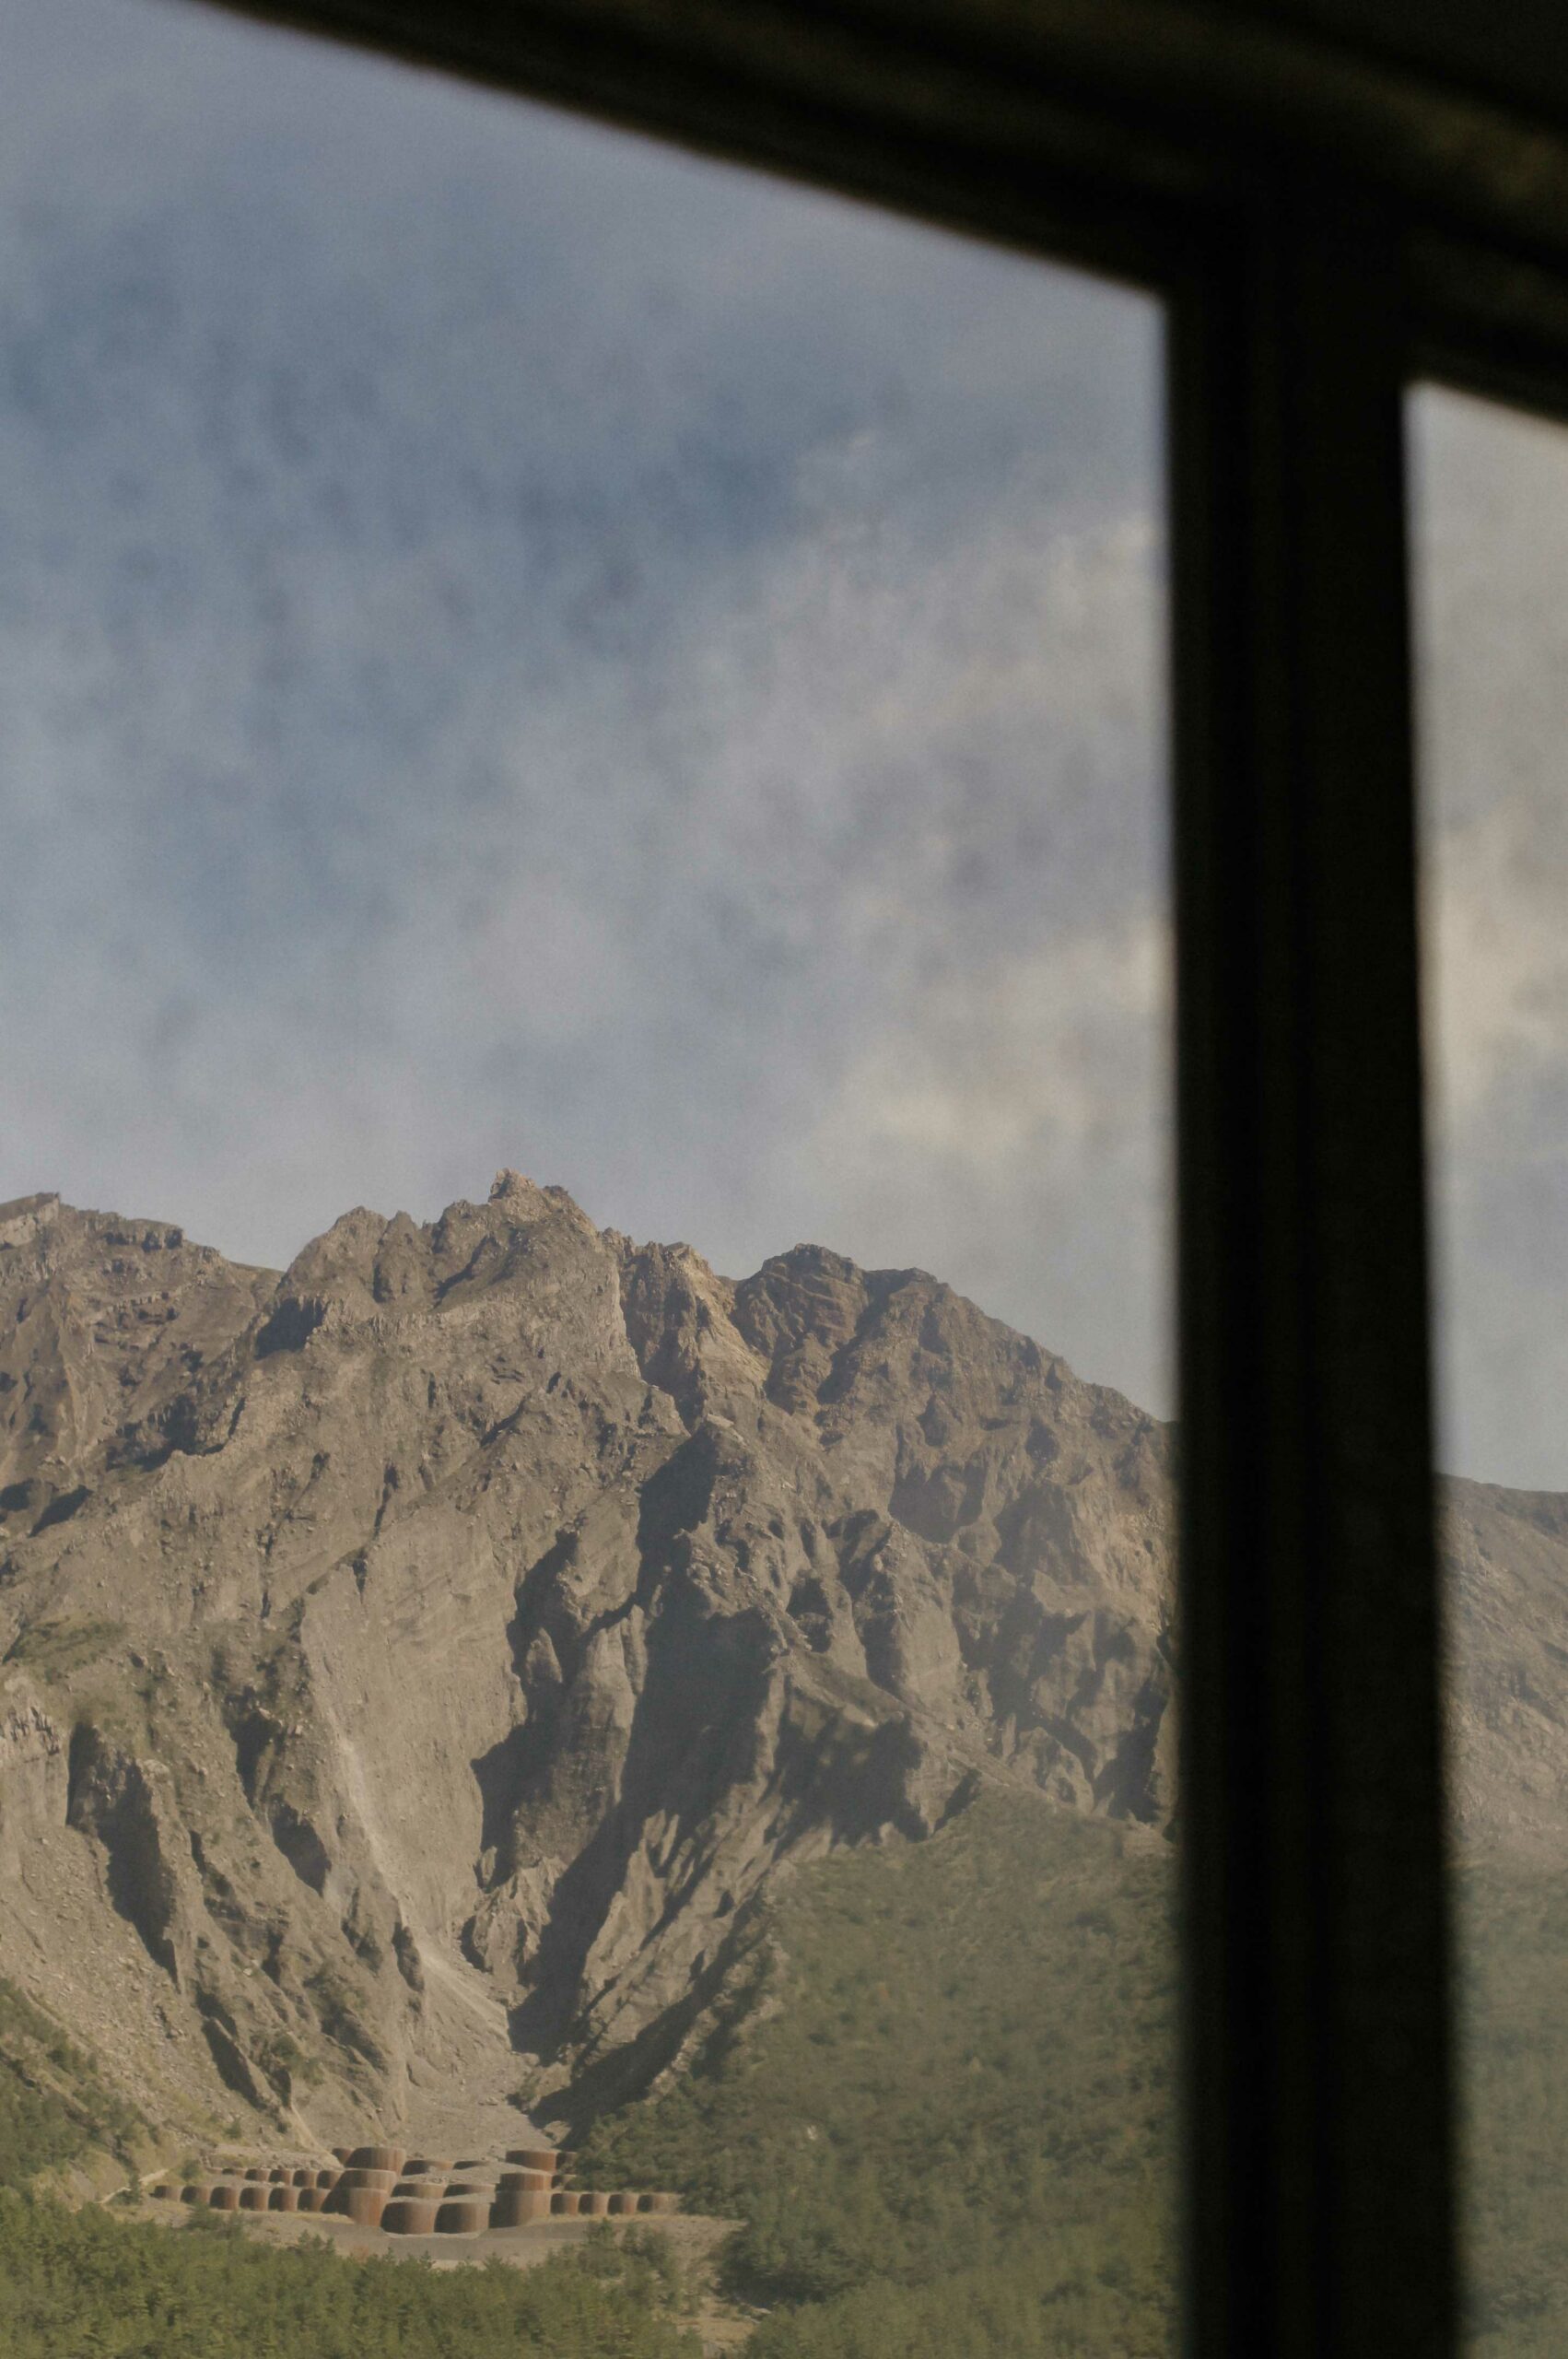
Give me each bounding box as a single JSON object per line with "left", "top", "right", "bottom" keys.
{"left": 1, "top": 10, "right": 1562, "bottom": 1484}
{"left": 0, "top": 0, "right": 1174, "bottom": 1414}
{"left": 1412, "top": 389, "right": 1568, "bottom": 1490}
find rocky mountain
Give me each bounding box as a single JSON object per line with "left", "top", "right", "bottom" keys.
{"left": 0, "top": 1174, "right": 1559, "bottom": 2162}
{"left": 0, "top": 1176, "right": 1172, "bottom": 2153}
{"left": 1443, "top": 1480, "right": 1568, "bottom": 1863}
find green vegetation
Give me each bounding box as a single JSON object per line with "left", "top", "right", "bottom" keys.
{"left": 0, "top": 1970, "right": 696, "bottom": 2359}
{"left": 1458, "top": 1859, "right": 1568, "bottom": 2354}
{"left": 0, "top": 1976, "right": 145, "bottom": 2190}
{"left": 579, "top": 1790, "right": 1179, "bottom": 2357}
{"left": 0, "top": 2201, "right": 698, "bottom": 2359}
{"left": 1, "top": 1618, "right": 125, "bottom": 1681}
{"left": 16, "top": 1793, "right": 1563, "bottom": 2354}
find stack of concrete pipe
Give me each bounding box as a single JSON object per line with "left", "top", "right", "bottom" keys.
{"left": 382, "top": 2195, "right": 443, "bottom": 2235}
{"left": 435, "top": 2196, "right": 491, "bottom": 2236}
{"left": 324, "top": 2165, "right": 399, "bottom": 2227}
{"left": 487, "top": 2186, "right": 551, "bottom": 2226}
{"left": 155, "top": 2130, "right": 676, "bottom": 2236}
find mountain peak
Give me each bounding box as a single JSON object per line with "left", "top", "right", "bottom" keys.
{"left": 488, "top": 1167, "right": 551, "bottom": 1212}
{"left": 0, "top": 1184, "right": 1176, "bottom": 2150}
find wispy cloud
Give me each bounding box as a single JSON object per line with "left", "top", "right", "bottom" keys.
{"left": 1412, "top": 385, "right": 1568, "bottom": 1485}
{"left": 0, "top": 0, "right": 1170, "bottom": 1411}
{"left": 1427, "top": 799, "right": 1568, "bottom": 1130}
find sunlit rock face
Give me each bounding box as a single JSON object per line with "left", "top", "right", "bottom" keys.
{"left": 1, "top": 1170, "right": 1173, "bottom": 2145}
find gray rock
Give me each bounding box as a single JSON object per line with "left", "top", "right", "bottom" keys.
{"left": 0, "top": 1173, "right": 1546, "bottom": 2149}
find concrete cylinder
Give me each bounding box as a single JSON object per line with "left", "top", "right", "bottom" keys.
{"left": 382, "top": 2198, "right": 441, "bottom": 2236}
{"left": 641, "top": 2192, "right": 680, "bottom": 2215}
{"left": 239, "top": 2185, "right": 270, "bottom": 2212}
{"left": 290, "top": 2167, "right": 316, "bottom": 2187}
{"left": 347, "top": 2145, "right": 406, "bottom": 2175}
{"left": 180, "top": 2184, "right": 211, "bottom": 2205}
{"left": 296, "top": 2187, "right": 328, "bottom": 2212}
{"left": 579, "top": 2191, "right": 612, "bottom": 2218}
{"left": 607, "top": 2192, "right": 640, "bottom": 2216}
{"left": 497, "top": 2168, "right": 552, "bottom": 2191}
{"left": 243, "top": 2166, "right": 267, "bottom": 2182}
{"left": 332, "top": 2146, "right": 354, "bottom": 2165}
{"left": 315, "top": 2167, "right": 341, "bottom": 2189}
{"left": 505, "top": 2148, "right": 559, "bottom": 2173}
{"left": 445, "top": 2180, "right": 493, "bottom": 2197}
{"left": 338, "top": 2168, "right": 399, "bottom": 2192}
{"left": 551, "top": 2190, "right": 585, "bottom": 2216}
{"left": 435, "top": 2198, "right": 489, "bottom": 2236}
{"left": 268, "top": 2186, "right": 299, "bottom": 2212}
{"left": 393, "top": 2177, "right": 442, "bottom": 2198}
{"left": 208, "top": 2184, "right": 241, "bottom": 2212}
{"left": 149, "top": 2183, "right": 175, "bottom": 2201}
{"left": 342, "top": 2189, "right": 389, "bottom": 2228}
{"left": 489, "top": 2188, "right": 553, "bottom": 2228}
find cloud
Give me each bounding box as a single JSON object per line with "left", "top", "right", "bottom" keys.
{"left": 0, "top": 0, "right": 1171, "bottom": 1414}
{"left": 807, "top": 910, "right": 1166, "bottom": 1168}
{"left": 1426, "top": 799, "right": 1568, "bottom": 1132}
{"left": 790, "top": 904, "right": 1172, "bottom": 1405}
{"left": 1411, "top": 385, "right": 1568, "bottom": 1485}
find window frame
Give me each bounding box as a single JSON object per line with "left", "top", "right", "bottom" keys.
{"left": 175, "top": 4, "right": 1568, "bottom": 2348}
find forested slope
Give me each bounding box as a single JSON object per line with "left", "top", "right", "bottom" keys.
{"left": 580, "top": 1789, "right": 1179, "bottom": 2359}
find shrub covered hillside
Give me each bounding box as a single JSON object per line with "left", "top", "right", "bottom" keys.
{"left": 0, "top": 1976, "right": 146, "bottom": 2192}
{"left": 0, "top": 1976, "right": 697, "bottom": 2359}
{"left": 1458, "top": 1860, "right": 1568, "bottom": 2357}
{"left": 578, "top": 1789, "right": 1181, "bottom": 2359}
{"left": 0, "top": 2200, "right": 698, "bottom": 2359}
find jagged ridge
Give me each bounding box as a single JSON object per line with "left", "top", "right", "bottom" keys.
{"left": 0, "top": 1174, "right": 1174, "bottom": 2148}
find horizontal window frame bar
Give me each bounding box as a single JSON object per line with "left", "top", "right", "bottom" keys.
{"left": 203, "top": 0, "right": 1568, "bottom": 286}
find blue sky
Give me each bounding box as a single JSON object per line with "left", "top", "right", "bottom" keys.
{"left": 3, "top": 4, "right": 1563, "bottom": 1482}
{"left": 0, "top": 0, "right": 1165, "bottom": 1441}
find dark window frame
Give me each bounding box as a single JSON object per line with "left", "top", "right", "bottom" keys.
{"left": 181, "top": 6, "right": 1568, "bottom": 2349}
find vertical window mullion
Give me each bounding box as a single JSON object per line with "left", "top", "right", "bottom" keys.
{"left": 1173, "top": 187, "right": 1455, "bottom": 2359}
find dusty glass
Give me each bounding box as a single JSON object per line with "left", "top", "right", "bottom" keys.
{"left": 0, "top": 1, "right": 1176, "bottom": 2346}
{"left": 1412, "top": 383, "right": 1568, "bottom": 2358}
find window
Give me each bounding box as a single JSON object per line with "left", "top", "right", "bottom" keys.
{"left": 19, "top": 0, "right": 1568, "bottom": 2347}
{"left": 0, "top": 3, "right": 1181, "bottom": 2345}
{"left": 1413, "top": 382, "right": 1568, "bottom": 2352}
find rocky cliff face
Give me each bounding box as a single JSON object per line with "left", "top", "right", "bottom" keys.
{"left": 1442, "top": 1479, "right": 1568, "bottom": 1863}
{"left": 0, "top": 1177, "right": 1172, "bottom": 2149}
{"left": 0, "top": 1175, "right": 1554, "bottom": 2155}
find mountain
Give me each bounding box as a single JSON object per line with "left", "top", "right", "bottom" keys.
{"left": 3, "top": 1174, "right": 1563, "bottom": 2177}
{"left": 0, "top": 1176, "right": 1172, "bottom": 2154}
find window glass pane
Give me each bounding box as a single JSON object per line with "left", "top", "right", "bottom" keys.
{"left": 1412, "top": 383, "right": 1568, "bottom": 2355}
{"left": 0, "top": 4, "right": 1176, "bottom": 2349}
